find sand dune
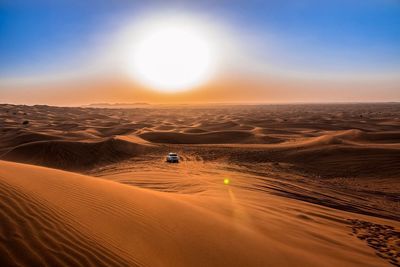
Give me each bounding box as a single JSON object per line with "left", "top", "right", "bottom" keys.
{"left": 282, "top": 145, "right": 400, "bottom": 178}
{"left": 2, "top": 138, "right": 148, "bottom": 171}
{"left": 179, "top": 129, "right": 400, "bottom": 179}
{"left": 292, "top": 129, "right": 400, "bottom": 147}
{"left": 1, "top": 160, "right": 395, "bottom": 267}
{"left": 0, "top": 103, "right": 399, "bottom": 266}
{"left": 139, "top": 130, "right": 260, "bottom": 144}
{"left": 0, "top": 129, "right": 60, "bottom": 154}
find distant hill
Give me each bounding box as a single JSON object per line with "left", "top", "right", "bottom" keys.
{"left": 85, "top": 103, "right": 150, "bottom": 108}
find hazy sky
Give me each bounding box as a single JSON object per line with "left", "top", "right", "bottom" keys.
{"left": 1, "top": 0, "right": 399, "bottom": 104}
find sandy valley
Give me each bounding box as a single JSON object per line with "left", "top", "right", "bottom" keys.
{"left": 0, "top": 103, "right": 399, "bottom": 266}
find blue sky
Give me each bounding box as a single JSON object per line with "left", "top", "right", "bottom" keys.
{"left": 1, "top": 0, "right": 399, "bottom": 77}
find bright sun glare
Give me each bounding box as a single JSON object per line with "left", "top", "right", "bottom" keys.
{"left": 127, "top": 17, "right": 218, "bottom": 93}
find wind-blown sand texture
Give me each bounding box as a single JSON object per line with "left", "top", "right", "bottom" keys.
{"left": 0, "top": 103, "right": 399, "bottom": 266}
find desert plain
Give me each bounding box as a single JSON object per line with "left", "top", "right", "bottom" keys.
{"left": 0, "top": 103, "right": 399, "bottom": 266}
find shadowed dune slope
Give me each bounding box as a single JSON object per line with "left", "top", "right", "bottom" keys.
{"left": 0, "top": 129, "right": 61, "bottom": 153}
{"left": 224, "top": 130, "right": 400, "bottom": 178}
{"left": 139, "top": 131, "right": 260, "bottom": 144}
{"left": 292, "top": 129, "right": 400, "bottom": 147}
{"left": 1, "top": 138, "right": 146, "bottom": 171}
{"left": 228, "top": 145, "right": 400, "bottom": 178}
{"left": 283, "top": 145, "right": 400, "bottom": 178}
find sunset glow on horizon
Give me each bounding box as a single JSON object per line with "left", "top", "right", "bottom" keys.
{"left": 0, "top": 1, "right": 399, "bottom": 104}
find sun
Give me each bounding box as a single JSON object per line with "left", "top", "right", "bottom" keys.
{"left": 127, "top": 18, "right": 218, "bottom": 93}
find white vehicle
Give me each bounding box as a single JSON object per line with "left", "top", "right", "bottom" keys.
{"left": 166, "top": 152, "right": 179, "bottom": 163}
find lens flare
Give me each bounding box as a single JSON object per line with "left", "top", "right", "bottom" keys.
{"left": 224, "top": 178, "right": 230, "bottom": 185}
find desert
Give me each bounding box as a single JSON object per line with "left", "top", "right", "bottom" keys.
{"left": 0, "top": 103, "right": 399, "bottom": 266}
{"left": 1, "top": 2, "right": 400, "bottom": 266}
